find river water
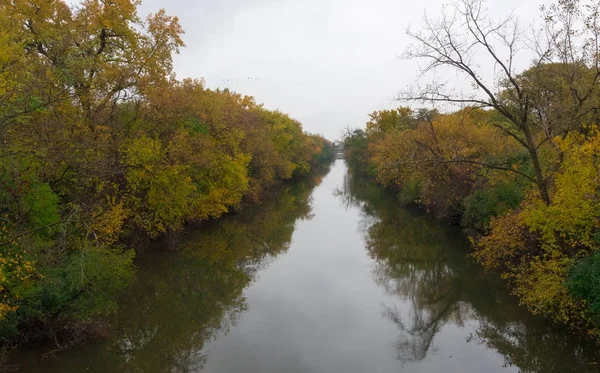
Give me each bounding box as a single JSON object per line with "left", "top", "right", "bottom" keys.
{"left": 11, "top": 160, "right": 600, "bottom": 372}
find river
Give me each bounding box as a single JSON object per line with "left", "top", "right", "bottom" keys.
{"left": 10, "top": 160, "right": 600, "bottom": 372}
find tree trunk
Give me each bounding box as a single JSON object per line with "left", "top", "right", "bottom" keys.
{"left": 524, "top": 126, "right": 551, "bottom": 205}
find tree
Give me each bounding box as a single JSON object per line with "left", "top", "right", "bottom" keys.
{"left": 368, "top": 109, "right": 521, "bottom": 216}
{"left": 342, "top": 127, "right": 371, "bottom": 174}
{"left": 366, "top": 107, "right": 418, "bottom": 136}
{"left": 400, "top": 0, "right": 600, "bottom": 205}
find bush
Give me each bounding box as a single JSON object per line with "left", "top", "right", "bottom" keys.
{"left": 462, "top": 181, "right": 524, "bottom": 231}
{"left": 566, "top": 251, "right": 600, "bottom": 324}
{"left": 397, "top": 178, "right": 421, "bottom": 205}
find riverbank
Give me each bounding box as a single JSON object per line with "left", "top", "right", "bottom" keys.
{"left": 0, "top": 0, "right": 338, "bottom": 350}
{"left": 2, "top": 164, "right": 332, "bottom": 369}
{"left": 343, "top": 107, "right": 600, "bottom": 344}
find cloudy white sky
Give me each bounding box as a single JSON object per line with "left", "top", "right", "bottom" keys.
{"left": 82, "top": 0, "right": 553, "bottom": 139}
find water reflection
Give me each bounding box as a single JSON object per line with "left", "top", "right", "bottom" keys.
{"left": 11, "top": 171, "right": 325, "bottom": 373}
{"left": 108, "top": 252, "right": 247, "bottom": 373}
{"left": 336, "top": 170, "right": 600, "bottom": 372}
{"left": 11, "top": 162, "right": 600, "bottom": 373}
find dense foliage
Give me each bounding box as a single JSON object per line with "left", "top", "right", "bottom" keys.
{"left": 0, "top": 0, "right": 333, "bottom": 346}
{"left": 337, "top": 170, "right": 599, "bottom": 372}
{"left": 346, "top": 108, "right": 600, "bottom": 340}
{"left": 344, "top": 0, "right": 600, "bottom": 341}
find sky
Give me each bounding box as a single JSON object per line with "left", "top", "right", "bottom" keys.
{"left": 71, "top": 0, "right": 552, "bottom": 140}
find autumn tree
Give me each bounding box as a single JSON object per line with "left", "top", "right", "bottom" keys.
{"left": 0, "top": 0, "right": 333, "bottom": 347}
{"left": 366, "top": 107, "right": 419, "bottom": 136}
{"left": 369, "top": 108, "right": 521, "bottom": 216}
{"left": 401, "top": 0, "right": 600, "bottom": 205}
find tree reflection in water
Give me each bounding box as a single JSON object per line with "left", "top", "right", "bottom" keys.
{"left": 109, "top": 175, "right": 321, "bottom": 372}
{"left": 335, "top": 168, "right": 600, "bottom": 372}
{"left": 11, "top": 170, "right": 325, "bottom": 373}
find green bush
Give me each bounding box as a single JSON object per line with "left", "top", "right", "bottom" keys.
{"left": 566, "top": 252, "right": 600, "bottom": 324}
{"left": 397, "top": 178, "right": 421, "bottom": 205}
{"left": 461, "top": 181, "right": 524, "bottom": 231}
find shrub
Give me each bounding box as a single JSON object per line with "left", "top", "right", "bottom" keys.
{"left": 462, "top": 181, "right": 524, "bottom": 231}
{"left": 566, "top": 251, "right": 600, "bottom": 324}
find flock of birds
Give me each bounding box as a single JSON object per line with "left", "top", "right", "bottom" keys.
{"left": 221, "top": 77, "right": 261, "bottom": 82}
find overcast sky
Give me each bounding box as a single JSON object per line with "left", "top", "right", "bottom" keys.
{"left": 76, "top": 0, "right": 552, "bottom": 140}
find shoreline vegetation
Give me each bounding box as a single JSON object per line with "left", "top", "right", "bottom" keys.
{"left": 0, "top": 0, "right": 334, "bottom": 355}
{"left": 343, "top": 0, "right": 600, "bottom": 344}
